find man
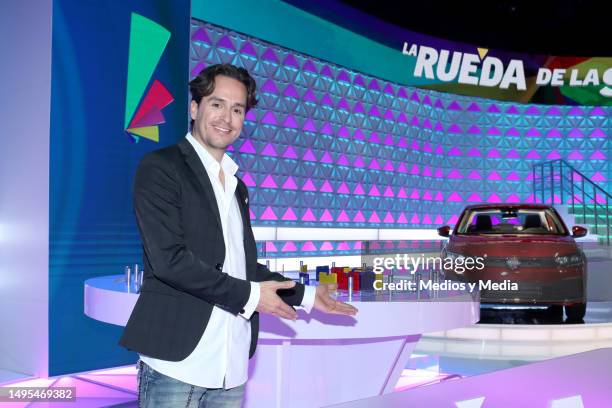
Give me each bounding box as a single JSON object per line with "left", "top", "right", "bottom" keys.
{"left": 119, "top": 64, "right": 357, "bottom": 407}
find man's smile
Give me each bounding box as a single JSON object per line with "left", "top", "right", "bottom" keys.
{"left": 212, "top": 125, "right": 232, "bottom": 134}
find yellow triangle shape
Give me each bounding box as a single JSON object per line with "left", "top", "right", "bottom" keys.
{"left": 477, "top": 48, "right": 488, "bottom": 59}
{"left": 128, "top": 126, "right": 159, "bottom": 142}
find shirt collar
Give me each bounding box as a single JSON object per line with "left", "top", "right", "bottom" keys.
{"left": 186, "top": 132, "right": 239, "bottom": 177}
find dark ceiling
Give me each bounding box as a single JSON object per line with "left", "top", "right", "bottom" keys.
{"left": 286, "top": 0, "right": 611, "bottom": 56}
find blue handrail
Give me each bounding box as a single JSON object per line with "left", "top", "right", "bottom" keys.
{"left": 533, "top": 159, "right": 612, "bottom": 245}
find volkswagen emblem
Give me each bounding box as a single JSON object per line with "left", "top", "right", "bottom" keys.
{"left": 506, "top": 256, "right": 520, "bottom": 270}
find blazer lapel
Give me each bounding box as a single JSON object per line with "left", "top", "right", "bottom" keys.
{"left": 234, "top": 179, "right": 250, "bottom": 236}
{"left": 178, "top": 138, "right": 222, "bottom": 231}
{"left": 235, "top": 179, "right": 256, "bottom": 280}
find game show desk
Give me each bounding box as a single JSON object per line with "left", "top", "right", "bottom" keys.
{"left": 84, "top": 276, "right": 479, "bottom": 408}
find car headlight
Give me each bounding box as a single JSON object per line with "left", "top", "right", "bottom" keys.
{"left": 554, "top": 253, "right": 582, "bottom": 266}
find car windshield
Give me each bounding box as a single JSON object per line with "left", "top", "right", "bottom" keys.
{"left": 455, "top": 208, "right": 568, "bottom": 235}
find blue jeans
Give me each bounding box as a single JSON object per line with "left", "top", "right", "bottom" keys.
{"left": 137, "top": 361, "right": 245, "bottom": 408}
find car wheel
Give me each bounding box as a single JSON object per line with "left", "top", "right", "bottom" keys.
{"left": 565, "top": 303, "right": 586, "bottom": 320}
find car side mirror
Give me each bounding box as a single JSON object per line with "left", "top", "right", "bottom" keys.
{"left": 572, "top": 226, "right": 587, "bottom": 238}
{"left": 438, "top": 225, "right": 451, "bottom": 237}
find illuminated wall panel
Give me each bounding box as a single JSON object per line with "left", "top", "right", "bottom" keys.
{"left": 191, "top": 21, "right": 611, "bottom": 234}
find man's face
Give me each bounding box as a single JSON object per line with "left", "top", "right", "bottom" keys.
{"left": 190, "top": 75, "right": 247, "bottom": 158}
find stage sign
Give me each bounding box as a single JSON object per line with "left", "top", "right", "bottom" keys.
{"left": 400, "top": 37, "right": 612, "bottom": 106}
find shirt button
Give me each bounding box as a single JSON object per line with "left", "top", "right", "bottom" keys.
{"left": 215, "top": 263, "right": 223, "bottom": 271}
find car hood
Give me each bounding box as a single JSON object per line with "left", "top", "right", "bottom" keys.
{"left": 448, "top": 234, "right": 580, "bottom": 257}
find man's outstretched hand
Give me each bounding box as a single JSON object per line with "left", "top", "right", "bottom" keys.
{"left": 256, "top": 281, "right": 358, "bottom": 320}
{"left": 314, "top": 283, "right": 358, "bottom": 316}
{"left": 256, "top": 280, "right": 298, "bottom": 320}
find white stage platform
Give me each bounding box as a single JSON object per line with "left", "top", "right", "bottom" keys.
{"left": 84, "top": 275, "right": 478, "bottom": 408}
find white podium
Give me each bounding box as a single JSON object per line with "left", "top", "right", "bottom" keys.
{"left": 85, "top": 276, "right": 478, "bottom": 407}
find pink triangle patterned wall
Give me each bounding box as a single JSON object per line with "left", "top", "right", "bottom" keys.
{"left": 190, "top": 20, "right": 611, "bottom": 235}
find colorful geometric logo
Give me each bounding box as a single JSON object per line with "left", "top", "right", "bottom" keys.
{"left": 124, "top": 13, "right": 174, "bottom": 143}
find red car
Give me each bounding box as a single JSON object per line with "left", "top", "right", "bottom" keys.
{"left": 438, "top": 204, "right": 587, "bottom": 320}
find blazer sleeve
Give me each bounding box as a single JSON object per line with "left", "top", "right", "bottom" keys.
{"left": 133, "top": 152, "right": 250, "bottom": 314}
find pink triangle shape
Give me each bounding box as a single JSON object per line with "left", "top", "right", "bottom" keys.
{"left": 260, "top": 206, "right": 278, "bottom": 220}
{"left": 283, "top": 145, "right": 298, "bottom": 159}
{"left": 320, "top": 180, "right": 334, "bottom": 193}
{"left": 302, "top": 149, "right": 317, "bottom": 161}
{"left": 282, "top": 241, "right": 297, "bottom": 252}
{"left": 239, "top": 140, "right": 256, "bottom": 154}
{"left": 261, "top": 175, "right": 278, "bottom": 188}
{"left": 353, "top": 211, "right": 365, "bottom": 222}
{"left": 282, "top": 176, "right": 298, "bottom": 190}
{"left": 337, "top": 182, "right": 350, "bottom": 194}
{"left": 242, "top": 172, "right": 256, "bottom": 187}
{"left": 320, "top": 151, "right": 334, "bottom": 164}
{"left": 368, "top": 211, "right": 381, "bottom": 223}
{"left": 337, "top": 210, "right": 350, "bottom": 222}
{"left": 368, "top": 185, "right": 381, "bottom": 196}
{"left": 320, "top": 210, "right": 334, "bottom": 222}
{"left": 301, "top": 209, "right": 317, "bottom": 222}
{"left": 261, "top": 143, "right": 278, "bottom": 157}
{"left": 383, "top": 212, "right": 395, "bottom": 223}
{"left": 302, "top": 179, "right": 317, "bottom": 191}
{"left": 282, "top": 207, "right": 298, "bottom": 221}
{"left": 337, "top": 155, "right": 350, "bottom": 166}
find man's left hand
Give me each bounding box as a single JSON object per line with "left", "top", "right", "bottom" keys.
{"left": 313, "top": 284, "right": 358, "bottom": 316}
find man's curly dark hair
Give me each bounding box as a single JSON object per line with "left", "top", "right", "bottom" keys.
{"left": 189, "top": 64, "right": 258, "bottom": 128}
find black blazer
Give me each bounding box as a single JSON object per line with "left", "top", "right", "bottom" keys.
{"left": 119, "top": 138, "right": 305, "bottom": 360}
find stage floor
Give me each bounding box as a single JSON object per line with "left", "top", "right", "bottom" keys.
{"left": 0, "top": 364, "right": 453, "bottom": 407}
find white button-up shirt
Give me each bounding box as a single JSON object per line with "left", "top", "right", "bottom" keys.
{"left": 140, "top": 133, "right": 314, "bottom": 389}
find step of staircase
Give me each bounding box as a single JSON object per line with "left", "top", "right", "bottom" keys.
{"left": 568, "top": 204, "right": 612, "bottom": 216}
{"left": 573, "top": 215, "right": 612, "bottom": 225}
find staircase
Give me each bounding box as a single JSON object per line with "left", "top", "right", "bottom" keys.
{"left": 533, "top": 159, "right": 612, "bottom": 246}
